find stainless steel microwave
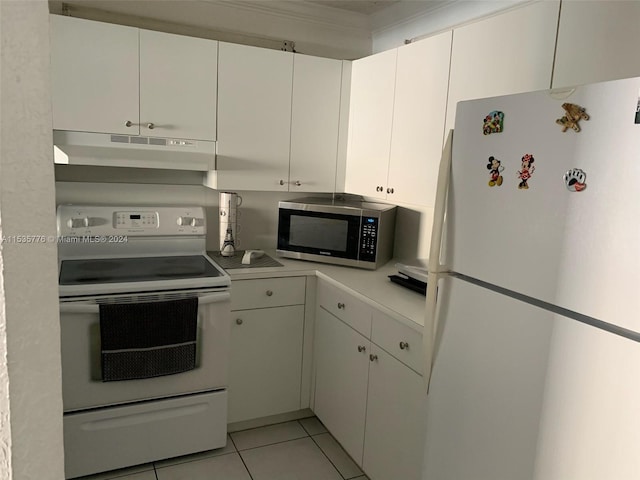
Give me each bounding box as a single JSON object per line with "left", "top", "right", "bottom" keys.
{"left": 277, "top": 197, "right": 396, "bottom": 270}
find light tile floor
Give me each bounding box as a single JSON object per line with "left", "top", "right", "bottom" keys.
{"left": 76, "top": 417, "right": 369, "bottom": 480}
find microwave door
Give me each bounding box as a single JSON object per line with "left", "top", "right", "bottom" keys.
{"left": 277, "top": 209, "right": 361, "bottom": 260}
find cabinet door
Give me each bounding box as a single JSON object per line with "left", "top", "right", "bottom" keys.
{"left": 314, "top": 308, "right": 369, "bottom": 464}
{"left": 290, "top": 55, "right": 343, "bottom": 193}
{"left": 50, "top": 15, "right": 139, "bottom": 135}
{"left": 228, "top": 305, "right": 304, "bottom": 423}
{"left": 139, "top": 30, "right": 217, "bottom": 141}
{"left": 363, "top": 346, "right": 427, "bottom": 480}
{"left": 553, "top": 1, "right": 640, "bottom": 88}
{"left": 444, "top": 1, "right": 559, "bottom": 133}
{"left": 217, "top": 42, "right": 293, "bottom": 191}
{"left": 387, "top": 31, "right": 452, "bottom": 207}
{"left": 345, "top": 49, "right": 397, "bottom": 200}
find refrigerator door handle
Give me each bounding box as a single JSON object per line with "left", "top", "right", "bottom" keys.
{"left": 424, "top": 129, "right": 454, "bottom": 390}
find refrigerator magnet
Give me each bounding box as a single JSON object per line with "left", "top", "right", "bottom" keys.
{"left": 483, "top": 111, "right": 504, "bottom": 135}
{"left": 563, "top": 168, "right": 587, "bottom": 192}
{"left": 517, "top": 154, "right": 535, "bottom": 190}
{"left": 556, "top": 103, "right": 589, "bottom": 132}
{"left": 487, "top": 156, "right": 504, "bottom": 187}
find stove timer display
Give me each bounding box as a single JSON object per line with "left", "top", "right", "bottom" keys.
{"left": 114, "top": 212, "right": 159, "bottom": 229}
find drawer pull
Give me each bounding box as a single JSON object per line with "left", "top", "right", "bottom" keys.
{"left": 236, "top": 318, "right": 243, "bottom": 325}
{"left": 357, "top": 345, "right": 366, "bottom": 353}
{"left": 337, "top": 302, "right": 345, "bottom": 309}
{"left": 399, "top": 341, "right": 409, "bottom": 350}
{"left": 266, "top": 290, "right": 273, "bottom": 297}
{"left": 369, "top": 354, "right": 378, "bottom": 362}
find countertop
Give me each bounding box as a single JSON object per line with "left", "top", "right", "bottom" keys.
{"left": 207, "top": 250, "right": 427, "bottom": 332}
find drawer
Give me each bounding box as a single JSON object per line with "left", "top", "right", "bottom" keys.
{"left": 317, "top": 279, "right": 372, "bottom": 337}
{"left": 231, "top": 277, "right": 306, "bottom": 310}
{"left": 64, "top": 390, "right": 227, "bottom": 478}
{"left": 372, "top": 311, "right": 423, "bottom": 374}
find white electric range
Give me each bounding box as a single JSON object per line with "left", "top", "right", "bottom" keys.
{"left": 57, "top": 205, "right": 231, "bottom": 479}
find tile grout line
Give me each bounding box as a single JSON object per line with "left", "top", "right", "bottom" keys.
{"left": 309, "top": 433, "right": 348, "bottom": 480}
{"left": 309, "top": 433, "right": 366, "bottom": 480}
{"left": 235, "top": 434, "right": 310, "bottom": 453}
{"left": 230, "top": 431, "right": 257, "bottom": 480}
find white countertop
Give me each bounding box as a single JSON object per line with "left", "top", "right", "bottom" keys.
{"left": 208, "top": 250, "right": 427, "bottom": 332}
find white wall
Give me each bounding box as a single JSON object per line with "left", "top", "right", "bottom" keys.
{"left": 371, "top": 0, "right": 529, "bottom": 53}
{"left": 0, "top": 1, "right": 65, "bottom": 478}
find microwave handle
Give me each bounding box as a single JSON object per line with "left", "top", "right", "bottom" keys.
{"left": 60, "top": 291, "right": 230, "bottom": 314}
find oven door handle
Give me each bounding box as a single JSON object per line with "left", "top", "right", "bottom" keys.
{"left": 59, "top": 291, "right": 231, "bottom": 314}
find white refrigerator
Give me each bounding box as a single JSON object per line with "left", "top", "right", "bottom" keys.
{"left": 423, "top": 76, "right": 640, "bottom": 479}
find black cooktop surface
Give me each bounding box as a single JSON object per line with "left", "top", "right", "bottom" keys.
{"left": 59, "top": 255, "right": 224, "bottom": 285}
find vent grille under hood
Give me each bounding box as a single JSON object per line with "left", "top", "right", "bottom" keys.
{"left": 53, "top": 131, "right": 216, "bottom": 171}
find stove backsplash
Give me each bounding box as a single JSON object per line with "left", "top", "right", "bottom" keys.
{"left": 56, "top": 182, "right": 432, "bottom": 261}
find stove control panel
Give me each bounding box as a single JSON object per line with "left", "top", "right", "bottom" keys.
{"left": 115, "top": 211, "right": 159, "bottom": 229}
{"left": 57, "top": 206, "right": 207, "bottom": 237}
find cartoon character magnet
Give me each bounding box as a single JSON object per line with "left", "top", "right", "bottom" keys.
{"left": 517, "top": 154, "right": 535, "bottom": 190}
{"left": 487, "top": 156, "right": 504, "bottom": 187}
{"left": 563, "top": 168, "right": 587, "bottom": 192}
{"left": 483, "top": 111, "right": 504, "bottom": 135}
{"left": 556, "top": 103, "right": 589, "bottom": 132}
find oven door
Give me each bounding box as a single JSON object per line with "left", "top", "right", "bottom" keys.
{"left": 59, "top": 289, "right": 230, "bottom": 412}
{"left": 277, "top": 208, "right": 362, "bottom": 260}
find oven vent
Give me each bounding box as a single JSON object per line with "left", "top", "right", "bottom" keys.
{"left": 95, "top": 292, "right": 198, "bottom": 305}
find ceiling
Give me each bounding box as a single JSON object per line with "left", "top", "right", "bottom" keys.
{"left": 304, "top": 0, "right": 402, "bottom": 15}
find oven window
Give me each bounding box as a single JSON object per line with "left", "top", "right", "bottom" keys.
{"left": 289, "top": 215, "right": 348, "bottom": 251}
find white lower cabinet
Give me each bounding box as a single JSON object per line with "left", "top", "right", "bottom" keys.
{"left": 314, "top": 281, "right": 426, "bottom": 480}
{"left": 314, "top": 307, "right": 370, "bottom": 462}
{"left": 228, "top": 277, "right": 306, "bottom": 424}
{"left": 363, "top": 345, "right": 426, "bottom": 480}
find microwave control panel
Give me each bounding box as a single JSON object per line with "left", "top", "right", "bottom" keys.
{"left": 359, "top": 217, "right": 378, "bottom": 262}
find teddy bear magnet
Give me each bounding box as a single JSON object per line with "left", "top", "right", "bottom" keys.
{"left": 556, "top": 103, "right": 589, "bottom": 132}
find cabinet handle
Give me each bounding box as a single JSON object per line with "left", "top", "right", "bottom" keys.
{"left": 337, "top": 302, "right": 345, "bottom": 309}
{"left": 369, "top": 354, "right": 378, "bottom": 362}
{"left": 236, "top": 318, "right": 243, "bottom": 325}
{"left": 125, "top": 120, "right": 135, "bottom": 127}
{"left": 146, "top": 122, "right": 155, "bottom": 130}
{"left": 357, "top": 345, "right": 366, "bottom": 353}
{"left": 399, "top": 341, "right": 409, "bottom": 350}
{"left": 266, "top": 290, "right": 273, "bottom": 297}
{"left": 294, "top": 180, "right": 301, "bottom": 186}
{"left": 279, "top": 180, "right": 285, "bottom": 186}
{"left": 386, "top": 187, "right": 395, "bottom": 194}
{"left": 376, "top": 186, "right": 383, "bottom": 192}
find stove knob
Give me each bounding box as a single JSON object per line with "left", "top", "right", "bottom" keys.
{"left": 190, "top": 218, "right": 204, "bottom": 227}
{"left": 177, "top": 216, "right": 194, "bottom": 226}
{"left": 67, "top": 217, "right": 88, "bottom": 229}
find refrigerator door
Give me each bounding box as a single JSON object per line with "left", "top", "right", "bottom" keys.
{"left": 424, "top": 276, "right": 554, "bottom": 480}
{"left": 449, "top": 77, "right": 640, "bottom": 332}
{"left": 534, "top": 315, "right": 640, "bottom": 479}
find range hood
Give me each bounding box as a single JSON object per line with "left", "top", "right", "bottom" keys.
{"left": 53, "top": 131, "right": 216, "bottom": 171}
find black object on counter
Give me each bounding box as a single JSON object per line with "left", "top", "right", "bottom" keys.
{"left": 388, "top": 274, "right": 427, "bottom": 296}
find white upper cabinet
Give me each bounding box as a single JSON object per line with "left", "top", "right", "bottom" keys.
{"left": 444, "top": 1, "right": 559, "bottom": 133}
{"left": 553, "top": 1, "right": 640, "bottom": 88}
{"left": 345, "top": 32, "right": 452, "bottom": 206}
{"left": 345, "top": 49, "right": 397, "bottom": 200}
{"left": 290, "top": 55, "right": 343, "bottom": 193}
{"left": 216, "top": 42, "right": 294, "bottom": 191}
{"left": 50, "top": 15, "right": 218, "bottom": 140}
{"left": 387, "top": 31, "right": 452, "bottom": 206}
{"left": 139, "top": 30, "right": 217, "bottom": 140}
{"left": 50, "top": 15, "right": 139, "bottom": 135}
